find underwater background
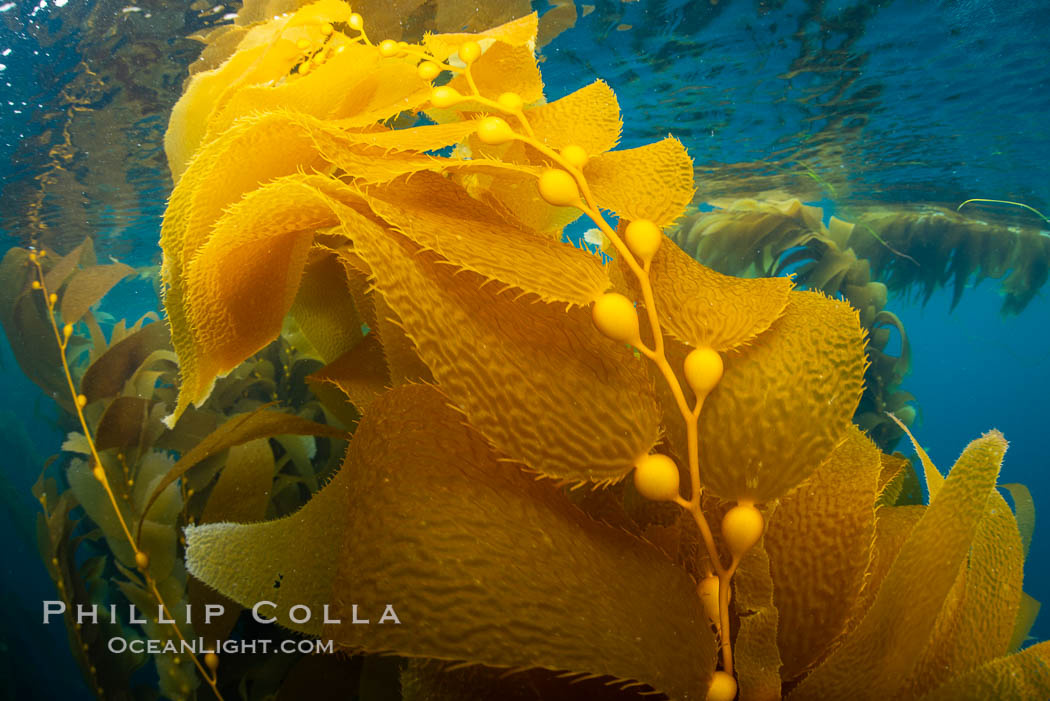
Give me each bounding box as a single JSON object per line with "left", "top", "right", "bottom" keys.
{"left": 0, "top": 0, "right": 1048, "bottom": 698}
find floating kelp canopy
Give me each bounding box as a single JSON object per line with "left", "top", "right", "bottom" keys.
{"left": 675, "top": 198, "right": 1050, "bottom": 315}
{"left": 852, "top": 206, "right": 1050, "bottom": 315}
{"left": 0, "top": 0, "right": 229, "bottom": 256}
{"left": 671, "top": 197, "right": 1050, "bottom": 448}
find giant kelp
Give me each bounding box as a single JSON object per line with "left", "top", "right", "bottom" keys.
{"left": 2, "top": 0, "right": 583, "bottom": 260}
{"left": 159, "top": 3, "right": 1047, "bottom": 699}
{"left": 671, "top": 197, "right": 917, "bottom": 451}
{"left": 676, "top": 199, "right": 1050, "bottom": 316}
{"left": 0, "top": 239, "right": 353, "bottom": 699}
{"left": 8, "top": 1, "right": 1048, "bottom": 699}
{"left": 672, "top": 198, "right": 1050, "bottom": 450}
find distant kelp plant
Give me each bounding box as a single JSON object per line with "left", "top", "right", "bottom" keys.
{"left": 675, "top": 197, "right": 1050, "bottom": 315}
{"left": 671, "top": 196, "right": 1050, "bottom": 451}
{"left": 4, "top": 0, "right": 1047, "bottom": 699}
{"left": 0, "top": 240, "right": 350, "bottom": 699}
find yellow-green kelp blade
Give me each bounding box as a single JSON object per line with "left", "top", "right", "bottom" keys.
{"left": 288, "top": 248, "right": 366, "bottom": 364}
{"left": 189, "top": 438, "right": 274, "bottom": 643}
{"left": 789, "top": 430, "right": 1008, "bottom": 700}
{"left": 1009, "top": 592, "right": 1041, "bottom": 653}
{"left": 916, "top": 640, "right": 1050, "bottom": 701}
{"left": 1002, "top": 482, "right": 1035, "bottom": 559}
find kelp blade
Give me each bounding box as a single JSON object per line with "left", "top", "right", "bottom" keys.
{"left": 790, "top": 431, "right": 1007, "bottom": 700}
{"left": 187, "top": 385, "right": 716, "bottom": 699}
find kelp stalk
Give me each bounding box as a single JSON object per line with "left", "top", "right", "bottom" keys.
{"left": 436, "top": 40, "right": 755, "bottom": 690}
{"left": 26, "top": 251, "right": 225, "bottom": 701}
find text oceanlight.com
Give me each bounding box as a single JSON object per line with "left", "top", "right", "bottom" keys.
{"left": 108, "top": 637, "right": 336, "bottom": 655}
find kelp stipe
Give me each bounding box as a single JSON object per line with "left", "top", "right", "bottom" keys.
{"left": 21, "top": 249, "right": 222, "bottom": 699}
{"left": 148, "top": 1, "right": 1050, "bottom": 699}
{"left": 0, "top": 236, "right": 352, "bottom": 698}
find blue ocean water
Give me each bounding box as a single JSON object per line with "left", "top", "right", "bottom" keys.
{"left": 0, "top": 0, "right": 1048, "bottom": 697}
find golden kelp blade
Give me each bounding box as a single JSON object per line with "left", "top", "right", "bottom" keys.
{"left": 166, "top": 0, "right": 355, "bottom": 180}
{"left": 369, "top": 294, "right": 434, "bottom": 386}
{"left": 360, "top": 172, "right": 610, "bottom": 306}
{"left": 161, "top": 118, "right": 333, "bottom": 424}
{"left": 166, "top": 44, "right": 297, "bottom": 182}
{"left": 172, "top": 177, "right": 342, "bottom": 420}
{"left": 454, "top": 163, "right": 583, "bottom": 237}
{"left": 328, "top": 385, "right": 716, "bottom": 700}
{"left": 764, "top": 426, "right": 882, "bottom": 681}
{"left": 187, "top": 385, "right": 717, "bottom": 700}
{"left": 448, "top": 41, "right": 545, "bottom": 105}
{"left": 876, "top": 451, "right": 922, "bottom": 507}
{"left": 164, "top": 109, "right": 472, "bottom": 300}
{"left": 162, "top": 113, "right": 329, "bottom": 291}
{"left": 307, "top": 334, "right": 390, "bottom": 415}
{"left": 301, "top": 58, "right": 434, "bottom": 131}
{"left": 916, "top": 641, "right": 1050, "bottom": 701}
{"left": 789, "top": 431, "right": 1008, "bottom": 701}
{"left": 889, "top": 410, "right": 945, "bottom": 497}
{"left": 166, "top": 109, "right": 525, "bottom": 293}
{"left": 525, "top": 80, "right": 622, "bottom": 154}
{"left": 162, "top": 110, "right": 528, "bottom": 421}
{"left": 697, "top": 290, "right": 867, "bottom": 502}
{"left": 199, "top": 439, "right": 274, "bottom": 526}
{"left": 848, "top": 504, "right": 924, "bottom": 624}
{"left": 199, "top": 40, "right": 379, "bottom": 145}
{"left": 423, "top": 13, "right": 539, "bottom": 61}
{"left": 904, "top": 488, "right": 1025, "bottom": 696}
{"left": 444, "top": 82, "right": 622, "bottom": 237}
{"left": 584, "top": 137, "right": 696, "bottom": 227}
{"left": 619, "top": 234, "right": 792, "bottom": 351}
{"left": 344, "top": 204, "right": 661, "bottom": 483}
{"left": 331, "top": 120, "right": 479, "bottom": 152}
